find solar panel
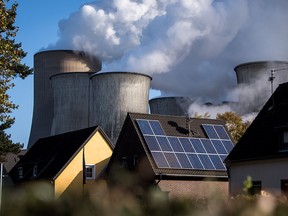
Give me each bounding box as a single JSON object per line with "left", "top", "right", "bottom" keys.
{"left": 136, "top": 119, "right": 234, "bottom": 172}
{"left": 164, "top": 152, "right": 181, "bottom": 168}
{"left": 151, "top": 152, "right": 169, "bottom": 168}
{"left": 149, "top": 120, "right": 165, "bottom": 135}
{"left": 168, "top": 137, "right": 184, "bottom": 152}
{"left": 156, "top": 136, "right": 172, "bottom": 151}
{"left": 137, "top": 120, "right": 153, "bottom": 135}
{"left": 214, "top": 125, "right": 230, "bottom": 140}
{"left": 175, "top": 153, "right": 192, "bottom": 168}
{"left": 202, "top": 125, "right": 219, "bottom": 139}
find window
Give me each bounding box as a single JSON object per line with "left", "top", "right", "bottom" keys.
{"left": 279, "top": 131, "right": 288, "bottom": 151}
{"left": 281, "top": 180, "right": 288, "bottom": 197}
{"left": 121, "top": 157, "right": 127, "bottom": 168}
{"left": 17, "top": 167, "right": 23, "bottom": 179}
{"left": 33, "top": 165, "right": 37, "bottom": 178}
{"left": 85, "top": 164, "right": 96, "bottom": 180}
{"left": 133, "top": 155, "right": 139, "bottom": 167}
{"left": 248, "top": 181, "right": 262, "bottom": 195}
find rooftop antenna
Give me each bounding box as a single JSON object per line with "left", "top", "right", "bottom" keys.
{"left": 268, "top": 67, "right": 288, "bottom": 108}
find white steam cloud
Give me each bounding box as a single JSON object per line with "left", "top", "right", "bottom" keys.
{"left": 47, "top": 0, "right": 288, "bottom": 116}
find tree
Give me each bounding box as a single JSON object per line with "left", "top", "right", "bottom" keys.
{"left": 216, "top": 111, "right": 251, "bottom": 144}
{"left": 0, "top": 0, "right": 33, "bottom": 161}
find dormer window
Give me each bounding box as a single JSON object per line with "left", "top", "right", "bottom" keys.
{"left": 279, "top": 131, "right": 288, "bottom": 152}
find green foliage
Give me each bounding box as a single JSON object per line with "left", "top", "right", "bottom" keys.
{"left": 0, "top": 0, "right": 33, "bottom": 161}
{"left": 2, "top": 182, "right": 288, "bottom": 216}
{"left": 216, "top": 111, "right": 251, "bottom": 144}
{"left": 243, "top": 176, "right": 253, "bottom": 193}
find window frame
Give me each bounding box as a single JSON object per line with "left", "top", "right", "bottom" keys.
{"left": 279, "top": 131, "right": 288, "bottom": 152}
{"left": 85, "top": 164, "right": 96, "bottom": 180}
{"left": 17, "top": 166, "right": 23, "bottom": 179}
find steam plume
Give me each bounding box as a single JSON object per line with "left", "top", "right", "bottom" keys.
{"left": 47, "top": 0, "right": 288, "bottom": 115}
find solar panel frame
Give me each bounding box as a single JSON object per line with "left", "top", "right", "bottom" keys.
{"left": 136, "top": 119, "right": 234, "bottom": 171}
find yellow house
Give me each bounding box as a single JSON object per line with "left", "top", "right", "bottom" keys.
{"left": 9, "top": 126, "right": 113, "bottom": 198}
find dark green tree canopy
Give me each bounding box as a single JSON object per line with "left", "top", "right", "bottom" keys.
{"left": 0, "top": 0, "right": 33, "bottom": 161}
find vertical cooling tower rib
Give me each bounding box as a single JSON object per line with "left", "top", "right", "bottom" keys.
{"left": 28, "top": 50, "right": 101, "bottom": 148}
{"left": 149, "top": 97, "right": 193, "bottom": 116}
{"left": 89, "top": 72, "right": 152, "bottom": 145}
{"left": 50, "top": 72, "right": 92, "bottom": 136}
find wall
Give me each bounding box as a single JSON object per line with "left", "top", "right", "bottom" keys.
{"left": 229, "top": 158, "right": 288, "bottom": 196}
{"left": 54, "top": 130, "right": 112, "bottom": 197}
{"left": 158, "top": 179, "right": 228, "bottom": 199}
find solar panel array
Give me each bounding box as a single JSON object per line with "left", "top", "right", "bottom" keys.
{"left": 136, "top": 119, "right": 234, "bottom": 171}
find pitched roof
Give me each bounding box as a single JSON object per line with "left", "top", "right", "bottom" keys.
{"left": 225, "top": 82, "right": 288, "bottom": 163}
{"left": 9, "top": 126, "right": 113, "bottom": 183}
{"left": 3, "top": 150, "right": 27, "bottom": 174}
{"left": 112, "top": 113, "right": 233, "bottom": 179}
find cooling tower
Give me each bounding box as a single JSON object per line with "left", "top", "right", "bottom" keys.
{"left": 28, "top": 50, "right": 101, "bottom": 148}
{"left": 149, "top": 97, "right": 193, "bottom": 116}
{"left": 234, "top": 61, "right": 288, "bottom": 113}
{"left": 234, "top": 61, "right": 288, "bottom": 85}
{"left": 89, "top": 72, "right": 151, "bottom": 145}
{"left": 50, "top": 72, "right": 92, "bottom": 136}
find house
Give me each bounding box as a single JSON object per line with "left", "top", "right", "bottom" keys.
{"left": 225, "top": 82, "right": 288, "bottom": 197}
{"left": 2, "top": 150, "right": 27, "bottom": 191}
{"left": 106, "top": 113, "right": 235, "bottom": 198}
{"left": 9, "top": 126, "right": 113, "bottom": 198}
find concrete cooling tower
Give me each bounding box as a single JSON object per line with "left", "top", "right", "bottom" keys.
{"left": 149, "top": 97, "right": 193, "bottom": 116}
{"left": 28, "top": 50, "right": 101, "bottom": 148}
{"left": 234, "top": 61, "right": 288, "bottom": 86}
{"left": 89, "top": 72, "right": 151, "bottom": 144}
{"left": 234, "top": 61, "right": 288, "bottom": 113}
{"left": 50, "top": 72, "right": 93, "bottom": 136}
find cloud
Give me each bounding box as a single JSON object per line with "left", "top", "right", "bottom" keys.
{"left": 48, "top": 0, "right": 288, "bottom": 108}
